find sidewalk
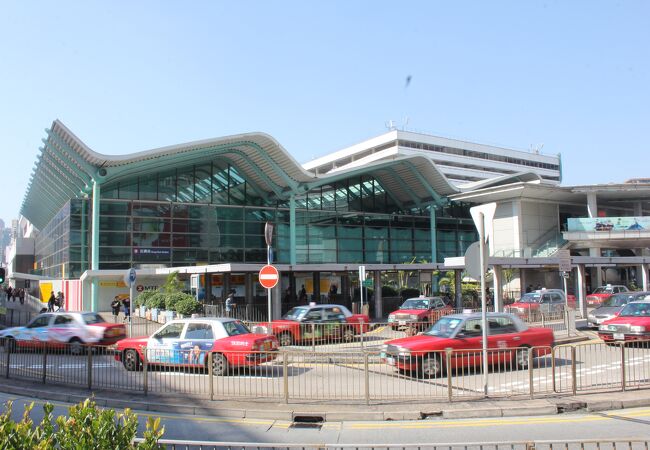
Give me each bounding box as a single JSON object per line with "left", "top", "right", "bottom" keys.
{"left": 0, "top": 375, "right": 647, "bottom": 422}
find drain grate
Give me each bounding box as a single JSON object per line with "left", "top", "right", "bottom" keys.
{"left": 290, "top": 415, "right": 324, "bottom": 429}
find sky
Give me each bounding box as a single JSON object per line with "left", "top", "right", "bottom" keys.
{"left": 1, "top": 1, "right": 648, "bottom": 226}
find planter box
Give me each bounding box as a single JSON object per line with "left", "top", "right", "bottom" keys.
{"left": 151, "top": 308, "right": 159, "bottom": 322}
{"left": 165, "top": 310, "right": 175, "bottom": 321}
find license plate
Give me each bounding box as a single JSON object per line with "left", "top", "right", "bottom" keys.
{"left": 386, "top": 357, "right": 396, "bottom": 366}
{"left": 613, "top": 333, "right": 625, "bottom": 340}
{"left": 398, "top": 320, "right": 406, "bottom": 325}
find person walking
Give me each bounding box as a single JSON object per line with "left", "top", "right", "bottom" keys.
{"left": 55, "top": 291, "right": 65, "bottom": 310}
{"left": 111, "top": 296, "right": 122, "bottom": 322}
{"left": 225, "top": 289, "right": 235, "bottom": 317}
{"left": 122, "top": 297, "right": 131, "bottom": 322}
{"left": 299, "top": 285, "right": 307, "bottom": 303}
{"left": 18, "top": 288, "right": 25, "bottom": 305}
{"left": 47, "top": 292, "right": 56, "bottom": 312}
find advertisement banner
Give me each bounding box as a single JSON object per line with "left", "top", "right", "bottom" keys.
{"left": 567, "top": 217, "right": 648, "bottom": 232}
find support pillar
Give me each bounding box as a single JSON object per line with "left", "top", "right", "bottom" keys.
{"left": 272, "top": 284, "right": 282, "bottom": 320}
{"left": 289, "top": 195, "right": 296, "bottom": 266}
{"left": 589, "top": 248, "right": 602, "bottom": 288}
{"left": 312, "top": 272, "right": 320, "bottom": 303}
{"left": 430, "top": 207, "right": 437, "bottom": 263}
{"left": 245, "top": 273, "right": 254, "bottom": 305}
{"left": 374, "top": 270, "right": 383, "bottom": 319}
{"left": 223, "top": 273, "right": 231, "bottom": 302}
{"left": 493, "top": 265, "right": 503, "bottom": 312}
{"left": 587, "top": 193, "right": 598, "bottom": 218}
{"left": 642, "top": 263, "right": 649, "bottom": 292}
{"left": 454, "top": 269, "right": 463, "bottom": 309}
{"left": 205, "top": 273, "right": 212, "bottom": 304}
{"left": 577, "top": 264, "right": 587, "bottom": 318}
{"left": 90, "top": 180, "right": 101, "bottom": 312}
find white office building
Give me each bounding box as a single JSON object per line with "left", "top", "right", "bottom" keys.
{"left": 303, "top": 129, "right": 562, "bottom": 187}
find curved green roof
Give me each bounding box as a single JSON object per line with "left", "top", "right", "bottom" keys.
{"left": 21, "top": 120, "right": 459, "bottom": 229}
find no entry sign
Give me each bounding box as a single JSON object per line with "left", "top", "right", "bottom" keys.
{"left": 258, "top": 264, "right": 279, "bottom": 289}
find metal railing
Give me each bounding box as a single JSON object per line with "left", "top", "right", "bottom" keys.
{"left": 2, "top": 339, "right": 648, "bottom": 405}
{"left": 132, "top": 439, "right": 650, "bottom": 450}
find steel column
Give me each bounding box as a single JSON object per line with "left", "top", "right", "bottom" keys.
{"left": 430, "top": 207, "right": 437, "bottom": 263}
{"left": 290, "top": 194, "right": 296, "bottom": 265}
{"left": 91, "top": 179, "right": 101, "bottom": 312}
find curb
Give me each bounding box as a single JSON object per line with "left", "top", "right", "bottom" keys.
{"left": 3, "top": 379, "right": 650, "bottom": 422}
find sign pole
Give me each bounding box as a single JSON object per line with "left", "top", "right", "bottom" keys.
{"left": 478, "top": 212, "right": 488, "bottom": 397}
{"left": 264, "top": 222, "right": 275, "bottom": 334}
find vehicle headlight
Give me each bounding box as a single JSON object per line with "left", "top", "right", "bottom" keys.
{"left": 598, "top": 324, "right": 608, "bottom": 331}
{"left": 387, "top": 315, "right": 395, "bottom": 322}
{"left": 395, "top": 346, "right": 412, "bottom": 356}
{"left": 409, "top": 314, "right": 418, "bottom": 320}
{"left": 381, "top": 344, "right": 388, "bottom": 352}
{"left": 630, "top": 326, "right": 646, "bottom": 333}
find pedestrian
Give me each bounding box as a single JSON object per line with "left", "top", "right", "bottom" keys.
{"left": 56, "top": 291, "right": 64, "bottom": 310}
{"left": 122, "top": 297, "right": 131, "bottom": 322}
{"left": 225, "top": 289, "right": 235, "bottom": 316}
{"left": 6, "top": 286, "right": 13, "bottom": 302}
{"left": 111, "top": 296, "right": 122, "bottom": 322}
{"left": 47, "top": 292, "right": 56, "bottom": 312}
{"left": 18, "top": 288, "right": 25, "bottom": 305}
{"left": 299, "top": 285, "right": 307, "bottom": 303}
{"left": 526, "top": 284, "right": 533, "bottom": 293}
{"left": 536, "top": 284, "right": 542, "bottom": 290}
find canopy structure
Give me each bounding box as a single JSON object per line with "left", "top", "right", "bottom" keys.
{"left": 21, "top": 120, "right": 460, "bottom": 230}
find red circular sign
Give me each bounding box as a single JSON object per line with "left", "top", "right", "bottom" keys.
{"left": 136, "top": 285, "right": 144, "bottom": 292}
{"left": 258, "top": 265, "right": 279, "bottom": 289}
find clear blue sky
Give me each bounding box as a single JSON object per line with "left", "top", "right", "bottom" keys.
{"left": 1, "top": 1, "right": 648, "bottom": 225}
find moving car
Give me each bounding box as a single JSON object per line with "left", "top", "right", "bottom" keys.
{"left": 505, "top": 289, "right": 574, "bottom": 319}
{"left": 381, "top": 312, "right": 554, "bottom": 377}
{"left": 387, "top": 296, "right": 453, "bottom": 331}
{"left": 587, "top": 291, "right": 650, "bottom": 329}
{"left": 0, "top": 311, "right": 126, "bottom": 354}
{"left": 598, "top": 299, "right": 650, "bottom": 344}
{"left": 114, "top": 317, "right": 278, "bottom": 375}
{"left": 587, "top": 285, "right": 629, "bottom": 307}
{"left": 252, "top": 304, "right": 370, "bottom": 347}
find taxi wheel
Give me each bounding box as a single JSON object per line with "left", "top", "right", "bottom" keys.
{"left": 279, "top": 332, "right": 293, "bottom": 347}
{"left": 211, "top": 353, "right": 229, "bottom": 376}
{"left": 342, "top": 327, "right": 355, "bottom": 343}
{"left": 123, "top": 349, "right": 141, "bottom": 372}
{"left": 515, "top": 346, "right": 530, "bottom": 370}
{"left": 420, "top": 354, "right": 443, "bottom": 378}
{"left": 69, "top": 338, "right": 84, "bottom": 356}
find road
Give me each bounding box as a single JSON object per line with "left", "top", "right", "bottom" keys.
{"left": 1, "top": 391, "right": 649, "bottom": 446}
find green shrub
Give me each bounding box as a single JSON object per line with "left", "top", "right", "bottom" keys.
{"left": 165, "top": 292, "right": 193, "bottom": 311}
{"left": 145, "top": 292, "right": 167, "bottom": 310}
{"left": 381, "top": 285, "right": 398, "bottom": 297}
{"left": 135, "top": 290, "right": 156, "bottom": 308}
{"left": 174, "top": 296, "right": 202, "bottom": 316}
{"left": 400, "top": 288, "right": 421, "bottom": 300}
{"left": 0, "top": 398, "right": 164, "bottom": 449}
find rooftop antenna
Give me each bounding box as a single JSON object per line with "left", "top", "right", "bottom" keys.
{"left": 385, "top": 120, "right": 396, "bottom": 131}
{"left": 402, "top": 116, "right": 409, "bottom": 131}
{"left": 530, "top": 143, "right": 544, "bottom": 154}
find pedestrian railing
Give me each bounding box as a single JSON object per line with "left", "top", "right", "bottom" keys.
{"left": 1, "top": 340, "right": 649, "bottom": 405}
{"left": 132, "top": 439, "right": 650, "bottom": 450}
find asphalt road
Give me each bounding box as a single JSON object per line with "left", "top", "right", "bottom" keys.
{"left": 1, "top": 391, "right": 649, "bottom": 446}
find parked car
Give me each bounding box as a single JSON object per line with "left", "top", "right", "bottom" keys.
{"left": 381, "top": 312, "right": 554, "bottom": 378}
{"left": 251, "top": 304, "right": 370, "bottom": 347}
{"left": 586, "top": 285, "right": 629, "bottom": 307}
{"left": 387, "top": 296, "right": 453, "bottom": 331}
{"left": 505, "top": 289, "right": 574, "bottom": 319}
{"left": 114, "top": 317, "right": 278, "bottom": 375}
{"left": 598, "top": 299, "right": 650, "bottom": 344}
{"left": 0, "top": 311, "right": 126, "bottom": 354}
{"left": 587, "top": 291, "right": 650, "bottom": 329}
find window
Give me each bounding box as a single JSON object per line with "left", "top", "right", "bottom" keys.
{"left": 153, "top": 323, "right": 185, "bottom": 340}
{"left": 82, "top": 313, "right": 105, "bottom": 324}
{"left": 223, "top": 320, "right": 251, "bottom": 336}
{"left": 489, "top": 316, "right": 518, "bottom": 334}
{"left": 323, "top": 307, "right": 345, "bottom": 321}
{"left": 28, "top": 316, "right": 51, "bottom": 328}
{"left": 304, "top": 309, "right": 323, "bottom": 321}
{"left": 184, "top": 323, "right": 214, "bottom": 340}
{"left": 54, "top": 315, "right": 74, "bottom": 325}
{"left": 461, "top": 319, "right": 482, "bottom": 337}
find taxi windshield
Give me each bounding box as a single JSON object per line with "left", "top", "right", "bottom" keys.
{"left": 82, "top": 313, "right": 105, "bottom": 324}
{"left": 423, "top": 317, "right": 463, "bottom": 338}
{"left": 619, "top": 303, "right": 650, "bottom": 317}
{"left": 518, "top": 293, "right": 541, "bottom": 303}
{"left": 593, "top": 287, "right": 613, "bottom": 294}
{"left": 223, "top": 320, "right": 251, "bottom": 336}
{"left": 283, "top": 307, "right": 309, "bottom": 321}
{"left": 400, "top": 299, "right": 429, "bottom": 310}
{"left": 603, "top": 295, "right": 632, "bottom": 307}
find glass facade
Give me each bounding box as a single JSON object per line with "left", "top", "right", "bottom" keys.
{"left": 33, "top": 161, "right": 477, "bottom": 278}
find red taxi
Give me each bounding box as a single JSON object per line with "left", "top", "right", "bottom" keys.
{"left": 597, "top": 299, "right": 650, "bottom": 344}
{"left": 587, "top": 285, "right": 629, "bottom": 307}
{"left": 387, "top": 296, "right": 453, "bottom": 331}
{"left": 381, "top": 312, "right": 554, "bottom": 378}
{"left": 114, "top": 317, "right": 278, "bottom": 375}
{"left": 505, "top": 289, "right": 575, "bottom": 319}
{"left": 252, "top": 304, "right": 370, "bottom": 347}
{"left": 0, "top": 312, "right": 126, "bottom": 355}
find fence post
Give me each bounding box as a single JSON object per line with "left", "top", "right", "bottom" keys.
{"left": 621, "top": 344, "right": 626, "bottom": 392}
{"left": 87, "top": 345, "right": 92, "bottom": 390}
{"left": 208, "top": 352, "right": 214, "bottom": 401}
{"left": 5, "top": 345, "right": 9, "bottom": 379}
{"left": 42, "top": 343, "right": 47, "bottom": 385}
{"left": 312, "top": 324, "right": 316, "bottom": 352}
{"left": 551, "top": 347, "right": 557, "bottom": 393}
{"left": 143, "top": 347, "right": 148, "bottom": 396}
{"left": 364, "top": 352, "right": 369, "bottom": 406}
{"left": 571, "top": 346, "right": 577, "bottom": 396}
{"left": 528, "top": 348, "right": 534, "bottom": 399}
{"left": 283, "top": 352, "right": 289, "bottom": 404}
{"left": 360, "top": 323, "right": 364, "bottom": 349}
{"left": 446, "top": 349, "right": 453, "bottom": 402}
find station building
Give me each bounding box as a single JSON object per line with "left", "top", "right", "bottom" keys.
{"left": 11, "top": 120, "right": 649, "bottom": 317}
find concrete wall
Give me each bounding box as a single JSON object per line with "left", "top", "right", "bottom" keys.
{"left": 521, "top": 201, "right": 559, "bottom": 249}
{"left": 492, "top": 201, "right": 519, "bottom": 255}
